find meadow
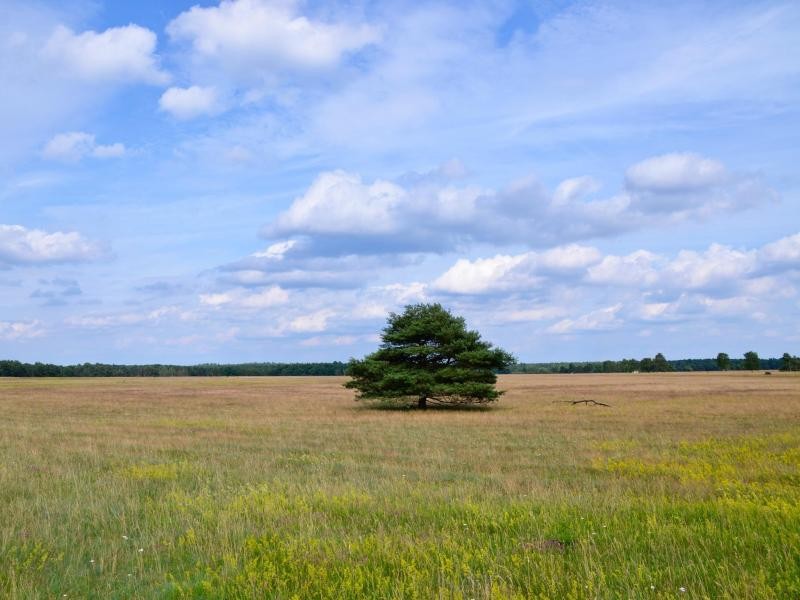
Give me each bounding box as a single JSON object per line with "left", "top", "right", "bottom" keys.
{"left": 1, "top": 373, "right": 799, "bottom": 599}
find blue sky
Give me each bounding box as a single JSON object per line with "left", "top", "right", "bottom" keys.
{"left": 1, "top": 0, "right": 799, "bottom": 364}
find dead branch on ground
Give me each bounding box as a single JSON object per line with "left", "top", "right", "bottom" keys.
{"left": 553, "top": 399, "right": 611, "bottom": 407}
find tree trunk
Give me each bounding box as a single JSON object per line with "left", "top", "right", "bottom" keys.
{"left": 418, "top": 395, "right": 427, "bottom": 409}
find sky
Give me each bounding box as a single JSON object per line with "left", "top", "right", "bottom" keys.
{"left": 1, "top": 0, "right": 799, "bottom": 364}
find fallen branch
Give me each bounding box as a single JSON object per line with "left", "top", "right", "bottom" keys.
{"left": 553, "top": 399, "right": 611, "bottom": 407}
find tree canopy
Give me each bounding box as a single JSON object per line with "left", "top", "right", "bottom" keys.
{"left": 345, "top": 303, "right": 514, "bottom": 408}
{"left": 743, "top": 351, "right": 760, "bottom": 371}
{"left": 781, "top": 353, "right": 800, "bottom": 371}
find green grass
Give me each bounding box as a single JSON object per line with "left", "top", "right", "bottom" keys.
{"left": 1, "top": 374, "right": 799, "bottom": 598}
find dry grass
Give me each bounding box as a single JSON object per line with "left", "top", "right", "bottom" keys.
{"left": 1, "top": 373, "right": 799, "bottom": 598}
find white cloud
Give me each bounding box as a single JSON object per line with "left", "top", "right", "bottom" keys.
{"left": 0, "top": 320, "right": 43, "bottom": 340}
{"left": 198, "top": 292, "right": 233, "bottom": 307}
{"left": 553, "top": 176, "right": 600, "bottom": 205}
{"left": 42, "top": 24, "right": 167, "bottom": 84}
{"left": 639, "top": 302, "right": 673, "bottom": 321}
{"left": 626, "top": 153, "right": 728, "bottom": 192}
{"left": 221, "top": 270, "right": 271, "bottom": 286}
{"left": 167, "top": 0, "right": 379, "bottom": 75}
{"left": 428, "top": 231, "right": 796, "bottom": 303}
{"left": 159, "top": 86, "right": 220, "bottom": 120}
{"left": 638, "top": 293, "right": 764, "bottom": 323}
{"left": 586, "top": 251, "right": 660, "bottom": 286}
{"left": 547, "top": 304, "right": 623, "bottom": 334}
{"left": 434, "top": 254, "right": 529, "bottom": 295}
{"left": 759, "top": 233, "right": 800, "bottom": 267}
{"left": 0, "top": 224, "right": 103, "bottom": 265}
{"left": 381, "top": 282, "right": 427, "bottom": 304}
{"left": 66, "top": 306, "right": 195, "bottom": 329}
{"left": 221, "top": 243, "right": 416, "bottom": 290}
{"left": 91, "top": 142, "right": 125, "bottom": 158}
{"left": 287, "top": 309, "right": 334, "bottom": 333}
{"left": 264, "top": 154, "right": 773, "bottom": 256}
{"left": 433, "top": 244, "right": 601, "bottom": 295}
{"left": 273, "top": 171, "right": 404, "bottom": 236}
{"left": 199, "top": 286, "right": 289, "bottom": 309}
{"left": 536, "top": 245, "right": 603, "bottom": 271}
{"left": 352, "top": 302, "right": 388, "bottom": 319}
{"left": 300, "top": 334, "right": 363, "bottom": 347}
{"left": 496, "top": 307, "right": 568, "bottom": 323}
{"left": 42, "top": 131, "right": 125, "bottom": 162}
{"left": 664, "top": 244, "right": 756, "bottom": 290}
{"left": 237, "top": 287, "right": 290, "bottom": 308}
{"left": 252, "top": 239, "right": 297, "bottom": 259}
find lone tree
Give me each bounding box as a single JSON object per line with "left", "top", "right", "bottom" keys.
{"left": 743, "top": 351, "right": 760, "bottom": 371}
{"left": 345, "top": 303, "right": 514, "bottom": 408}
{"left": 652, "top": 352, "right": 673, "bottom": 372}
{"left": 716, "top": 352, "right": 731, "bottom": 371}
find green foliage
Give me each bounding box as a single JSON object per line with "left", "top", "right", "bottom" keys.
{"left": 345, "top": 303, "right": 514, "bottom": 407}
{"left": 781, "top": 353, "right": 800, "bottom": 372}
{"left": 0, "top": 360, "right": 347, "bottom": 377}
{"left": 638, "top": 353, "right": 673, "bottom": 373}
{"left": 510, "top": 356, "right": 786, "bottom": 374}
{"left": 651, "top": 352, "right": 674, "bottom": 372}
{"left": 717, "top": 352, "right": 731, "bottom": 371}
{"left": 743, "top": 351, "right": 761, "bottom": 371}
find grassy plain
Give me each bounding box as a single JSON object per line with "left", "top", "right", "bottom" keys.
{"left": 1, "top": 373, "right": 799, "bottom": 599}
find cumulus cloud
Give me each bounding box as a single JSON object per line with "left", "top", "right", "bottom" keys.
{"left": 433, "top": 245, "right": 602, "bottom": 295}
{"left": 434, "top": 232, "right": 800, "bottom": 299}
{"left": 272, "top": 171, "right": 404, "bottom": 236}
{"left": 42, "top": 132, "right": 125, "bottom": 162}
{"left": 663, "top": 245, "right": 757, "bottom": 291}
{"left": 167, "top": 0, "right": 379, "bottom": 75}
{"left": 434, "top": 254, "right": 532, "bottom": 295}
{"left": 0, "top": 320, "right": 43, "bottom": 340}
{"left": 759, "top": 233, "right": 800, "bottom": 268}
{"left": 66, "top": 306, "right": 195, "bottom": 329}
{"left": 199, "top": 285, "right": 289, "bottom": 309}
{"left": 623, "top": 153, "right": 773, "bottom": 216}
{"left": 553, "top": 176, "right": 601, "bottom": 206}
{"left": 380, "top": 282, "right": 427, "bottom": 304}
{"left": 220, "top": 240, "right": 418, "bottom": 289}
{"left": 638, "top": 293, "right": 767, "bottom": 324}
{"left": 0, "top": 224, "right": 103, "bottom": 266}
{"left": 625, "top": 153, "right": 728, "bottom": 192}
{"left": 547, "top": 304, "right": 623, "bottom": 334}
{"left": 42, "top": 24, "right": 168, "bottom": 84}
{"left": 494, "top": 307, "right": 568, "bottom": 323}
{"left": 263, "top": 154, "right": 774, "bottom": 257}
{"left": 159, "top": 86, "right": 220, "bottom": 119}
{"left": 586, "top": 251, "right": 660, "bottom": 287}
{"left": 287, "top": 309, "right": 335, "bottom": 333}
{"left": 300, "top": 334, "right": 368, "bottom": 347}
{"left": 252, "top": 239, "right": 297, "bottom": 259}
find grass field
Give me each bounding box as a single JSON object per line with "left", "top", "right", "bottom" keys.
{"left": 1, "top": 373, "right": 799, "bottom": 599}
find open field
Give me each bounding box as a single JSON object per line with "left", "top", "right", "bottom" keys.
{"left": 1, "top": 373, "right": 799, "bottom": 599}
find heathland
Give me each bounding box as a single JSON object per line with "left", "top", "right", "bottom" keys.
{"left": 1, "top": 373, "right": 799, "bottom": 598}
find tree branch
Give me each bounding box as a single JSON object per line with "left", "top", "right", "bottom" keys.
{"left": 553, "top": 399, "right": 611, "bottom": 407}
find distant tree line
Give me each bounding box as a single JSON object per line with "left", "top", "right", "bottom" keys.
{"left": 1, "top": 352, "right": 798, "bottom": 377}
{"left": 0, "top": 361, "right": 347, "bottom": 377}
{"left": 509, "top": 351, "right": 797, "bottom": 374}
{"left": 782, "top": 353, "right": 800, "bottom": 371}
